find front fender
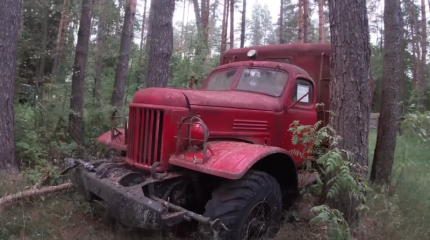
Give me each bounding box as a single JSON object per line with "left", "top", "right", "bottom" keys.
{"left": 169, "top": 141, "right": 296, "bottom": 179}
{"left": 97, "top": 128, "right": 127, "bottom": 151}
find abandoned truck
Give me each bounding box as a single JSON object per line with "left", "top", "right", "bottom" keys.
{"left": 63, "top": 43, "right": 371, "bottom": 240}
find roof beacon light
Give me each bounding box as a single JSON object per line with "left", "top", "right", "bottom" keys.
{"left": 247, "top": 49, "right": 258, "bottom": 60}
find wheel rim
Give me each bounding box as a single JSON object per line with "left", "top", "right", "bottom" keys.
{"left": 241, "top": 200, "right": 276, "bottom": 239}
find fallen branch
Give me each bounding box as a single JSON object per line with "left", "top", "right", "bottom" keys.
{"left": 0, "top": 182, "right": 73, "bottom": 209}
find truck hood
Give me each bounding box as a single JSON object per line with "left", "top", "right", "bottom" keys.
{"left": 132, "top": 88, "right": 283, "bottom": 112}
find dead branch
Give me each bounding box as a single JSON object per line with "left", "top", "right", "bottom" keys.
{"left": 0, "top": 182, "right": 72, "bottom": 209}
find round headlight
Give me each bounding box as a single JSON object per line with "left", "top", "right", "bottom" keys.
{"left": 190, "top": 122, "right": 205, "bottom": 146}
{"left": 247, "top": 49, "right": 258, "bottom": 59}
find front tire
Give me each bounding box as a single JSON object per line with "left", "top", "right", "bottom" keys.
{"left": 203, "top": 170, "right": 283, "bottom": 240}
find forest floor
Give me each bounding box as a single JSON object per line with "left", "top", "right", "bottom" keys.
{"left": 1, "top": 130, "right": 430, "bottom": 240}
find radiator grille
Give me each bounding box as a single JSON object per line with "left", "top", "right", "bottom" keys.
{"left": 126, "top": 107, "right": 164, "bottom": 166}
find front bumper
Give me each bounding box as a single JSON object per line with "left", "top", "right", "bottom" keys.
{"left": 69, "top": 163, "right": 165, "bottom": 230}
{"left": 65, "top": 159, "right": 225, "bottom": 232}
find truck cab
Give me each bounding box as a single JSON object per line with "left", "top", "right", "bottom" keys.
{"left": 65, "top": 43, "right": 364, "bottom": 240}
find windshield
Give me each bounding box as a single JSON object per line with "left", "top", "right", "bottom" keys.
{"left": 236, "top": 68, "right": 288, "bottom": 97}
{"left": 205, "top": 68, "right": 238, "bottom": 91}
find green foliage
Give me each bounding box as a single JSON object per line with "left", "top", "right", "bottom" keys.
{"left": 401, "top": 111, "right": 430, "bottom": 143}
{"left": 310, "top": 205, "right": 352, "bottom": 240}
{"left": 288, "top": 118, "right": 371, "bottom": 239}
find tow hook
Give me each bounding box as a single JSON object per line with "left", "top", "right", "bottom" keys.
{"left": 152, "top": 196, "right": 228, "bottom": 232}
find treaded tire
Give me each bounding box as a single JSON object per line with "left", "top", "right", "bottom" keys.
{"left": 203, "top": 170, "right": 283, "bottom": 240}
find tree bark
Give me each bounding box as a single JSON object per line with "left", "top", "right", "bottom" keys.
{"left": 0, "top": 0, "right": 21, "bottom": 177}
{"left": 328, "top": 0, "right": 371, "bottom": 222}
{"left": 229, "top": 0, "right": 234, "bottom": 49}
{"left": 303, "top": 0, "right": 309, "bottom": 43}
{"left": 180, "top": 0, "right": 186, "bottom": 51}
{"left": 52, "top": 0, "right": 70, "bottom": 78}
{"left": 93, "top": 0, "right": 106, "bottom": 102}
{"left": 408, "top": 5, "right": 418, "bottom": 86}
{"left": 220, "top": 0, "right": 229, "bottom": 54}
{"left": 297, "top": 0, "right": 304, "bottom": 43}
{"left": 318, "top": 0, "right": 324, "bottom": 43}
{"left": 111, "top": 0, "right": 137, "bottom": 110}
{"left": 418, "top": 0, "right": 427, "bottom": 111}
{"left": 36, "top": 4, "right": 49, "bottom": 103}
{"left": 137, "top": 0, "right": 147, "bottom": 84}
{"left": 370, "top": 0, "right": 402, "bottom": 183}
{"left": 145, "top": 0, "right": 175, "bottom": 88}
{"left": 69, "top": 0, "right": 93, "bottom": 144}
{"left": 240, "top": 0, "right": 246, "bottom": 47}
{"left": 140, "top": 0, "right": 147, "bottom": 53}
{"left": 279, "top": 0, "right": 283, "bottom": 44}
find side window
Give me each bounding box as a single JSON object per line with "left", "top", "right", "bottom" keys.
{"left": 291, "top": 78, "right": 314, "bottom": 104}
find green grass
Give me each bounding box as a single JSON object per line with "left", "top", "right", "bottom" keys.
{"left": 365, "top": 130, "right": 430, "bottom": 239}
{"left": 1, "top": 131, "right": 430, "bottom": 239}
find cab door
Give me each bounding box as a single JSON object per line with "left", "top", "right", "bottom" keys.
{"left": 282, "top": 76, "right": 318, "bottom": 167}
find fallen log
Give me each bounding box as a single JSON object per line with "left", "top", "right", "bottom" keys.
{"left": 0, "top": 182, "right": 73, "bottom": 209}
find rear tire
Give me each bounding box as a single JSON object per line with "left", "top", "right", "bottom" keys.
{"left": 203, "top": 170, "right": 283, "bottom": 240}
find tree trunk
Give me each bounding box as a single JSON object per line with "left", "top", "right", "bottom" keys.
{"left": 370, "top": 0, "right": 401, "bottom": 183}
{"left": 111, "top": 0, "right": 137, "bottom": 110}
{"left": 318, "top": 0, "right": 324, "bottom": 43}
{"left": 418, "top": 0, "right": 427, "bottom": 111}
{"left": 303, "top": 0, "right": 309, "bottom": 43}
{"left": 328, "top": 0, "right": 371, "bottom": 223}
{"left": 201, "top": 0, "right": 210, "bottom": 43}
{"left": 69, "top": 0, "right": 93, "bottom": 144}
{"left": 240, "top": 0, "right": 246, "bottom": 47}
{"left": 36, "top": 4, "right": 49, "bottom": 103}
{"left": 229, "top": 0, "right": 234, "bottom": 49}
{"left": 180, "top": 0, "right": 186, "bottom": 51}
{"left": 409, "top": 5, "right": 418, "bottom": 86}
{"left": 136, "top": 0, "right": 147, "bottom": 84}
{"left": 220, "top": 0, "right": 229, "bottom": 55}
{"left": 0, "top": 0, "right": 21, "bottom": 177}
{"left": 297, "top": 0, "right": 304, "bottom": 43}
{"left": 145, "top": 0, "right": 175, "bottom": 88}
{"left": 52, "top": 0, "right": 70, "bottom": 78}
{"left": 140, "top": 0, "right": 147, "bottom": 53}
{"left": 279, "top": 0, "right": 283, "bottom": 44}
{"left": 93, "top": 0, "right": 106, "bottom": 102}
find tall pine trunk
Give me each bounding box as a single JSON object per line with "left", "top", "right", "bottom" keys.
{"left": 180, "top": 0, "right": 186, "bottom": 51}
{"left": 52, "top": 0, "right": 70, "bottom": 78}
{"left": 69, "top": 0, "right": 93, "bottom": 144}
{"left": 220, "top": 0, "right": 229, "bottom": 54}
{"left": 409, "top": 5, "right": 418, "bottom": 86}
{"left": 418, "top": 0, "right": 427, "bottom": 111}
{"left": 297, "top": 0, "right": 304, "bottom": 43}
{"left": 137, "top": 0, "right": 147, "bottom": 84}
{"left": 318, "top": 0, "right": 324, "bottom": 43}
{"left": 111, "top": 0, "right": 137, "bottom": 110}
{"left": 370, "top": 0, "right": 402, "bottom": 183}
{"left": 240, "top": 0, "right": 246, "bottom": 48}
{"left": 0, "top": 0, "right": 21, "bottom": 176}
{"left": 280, "top": 0, "right": 283, "bottom": 44}
{"left": 328, "top": 0, "right": 371, "bottom": 222}
{"left": 229, "top": 0, "right": 234, "bottom": 49}
{"left": 94, "top": 0, "right": 107, "bottom": 102}
{"left": 303, "top": 0, "right": 309, "bottom": 43}
{"left": 145, "top": 0, "right": 175, "bottom": 88}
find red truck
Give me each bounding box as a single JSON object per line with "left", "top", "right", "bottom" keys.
{"left": 64, "top": 43, "right": 370, "bottom": 240}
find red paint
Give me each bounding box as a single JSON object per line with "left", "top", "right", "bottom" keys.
{"left": 98, "top": 43, "right": 374, "bottom": 178}
{"left": 169, "top": 141, "right": 293, "bottom": 179}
